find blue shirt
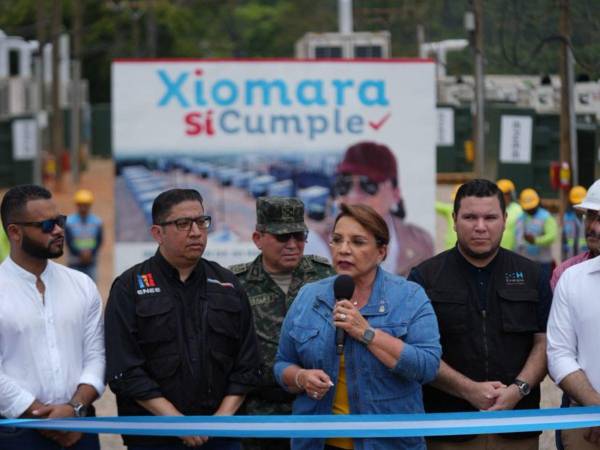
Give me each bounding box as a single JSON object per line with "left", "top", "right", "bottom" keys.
{"left": 274, "top": 268, "right": 441, "bottom": 450}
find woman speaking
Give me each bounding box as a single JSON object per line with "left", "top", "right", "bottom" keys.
{"left": 275, "top": 203, "right": 441, "bottom": 450}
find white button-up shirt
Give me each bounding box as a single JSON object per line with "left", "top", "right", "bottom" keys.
{"left": 547, "top": 254, "right": 600, "bottom": 390}
{"left": 0, "top": 257, "right": 105, "bottom": 418}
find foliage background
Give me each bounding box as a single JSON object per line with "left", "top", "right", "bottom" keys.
{"left": 1, "top": 0, "right": 598, "bottom": 103}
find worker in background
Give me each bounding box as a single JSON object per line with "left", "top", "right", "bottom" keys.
{"left": 65, "top": 189, "right": 103, "bottom": 281}
{"left": 561, "top": 185, "right": 588, "bottom": 262}
{"left": 497, "top": 179, "right": 522, "bottom": 250}
{"left": 435, "top": 184, "right": 460, "bottom": 250}
{"left": 515, "top": 187, "right": 558, "bottom": 279}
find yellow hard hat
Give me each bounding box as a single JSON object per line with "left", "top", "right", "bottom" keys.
{"left": 569, "top": 185, "right": 587, "bottom": 205}
{"left": 497, "top": 179, "right": 516, "bottom": 194}
{"left": 519, "top": 188, "right": 540, "bottom": 210}
{"left": 74, "top": 189, "right": 94, "bottom": 204}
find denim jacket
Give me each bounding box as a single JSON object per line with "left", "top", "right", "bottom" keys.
{"left": 274, "top": 268, "right": 441, "bottom": 450}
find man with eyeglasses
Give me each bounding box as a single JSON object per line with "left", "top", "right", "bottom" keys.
{"left": 105, "top": 188, "right": 260, "bottom": 450}
{"left": 0, "top": 185, "right": 105, "bottom": 450}
{"left": 548, "top": 177, "right": 600, "bottom": 450}
{"left": 305, "top": 141, "right": 434, "bottom": 277}
{"left": 231, "top": 197, "right": 334, "bottom": 450}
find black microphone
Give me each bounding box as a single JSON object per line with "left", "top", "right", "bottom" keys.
{"left": 333, "top": 274, "right": 355, "bottom": 355}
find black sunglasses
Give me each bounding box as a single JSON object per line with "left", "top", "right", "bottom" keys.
{"left": 273, "top": 231, "right": 308, "bottom": 243}
{"left": 12, "top": 215, "right": 67, "bottom": 233}
{"left": 584, "top": 210, "right": 600, "bottom": 223}
{"left": 334, "top": 174, "right": 379, "bottom": 196}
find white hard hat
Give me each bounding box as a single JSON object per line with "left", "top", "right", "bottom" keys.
{"left": 574, "top": 179, "right": 600, "bottom": 212}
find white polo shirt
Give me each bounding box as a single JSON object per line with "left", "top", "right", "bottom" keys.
{"left": 0, "top": 257, "right": 105, "bottom": 418}
{"left": 547, "top": 254, "right": 600, "bottom": 390}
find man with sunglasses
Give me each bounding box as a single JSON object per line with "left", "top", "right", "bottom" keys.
{"left": 305, "top": 141, "right": 434, "bottom": 277}
{"left": 551, "top": 179, "right": 600, "bottom": 290}
{"left": 0, "top": 185, "right": 105, "bottom": 450}
{"left": 231, "top": 197, "right": 334, "bottom": 450}
{"left": 105, "top": 188, "right": 260, "bottom": 450}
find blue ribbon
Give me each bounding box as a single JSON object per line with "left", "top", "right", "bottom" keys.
{"left": 1, "top": 407, "right": 599, "bottom": 438}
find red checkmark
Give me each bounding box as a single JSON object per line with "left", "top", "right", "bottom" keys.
{"left": 368, "top": 112, "right": 391, "bottom": 131}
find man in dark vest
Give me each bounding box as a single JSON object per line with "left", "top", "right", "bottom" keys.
{"left": 409, "top": 179, "right": 552, "bottom": 450}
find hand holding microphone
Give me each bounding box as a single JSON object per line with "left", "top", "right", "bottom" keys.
{"left": 333, "top": 275, "right": 354, "bottom": 355}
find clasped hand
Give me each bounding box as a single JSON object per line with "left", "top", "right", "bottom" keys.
{"left": 465, "top": 381, "right": 522, "bottom": 411}
{"left": 32, "top": 403, "right": 83, "bottom": 448}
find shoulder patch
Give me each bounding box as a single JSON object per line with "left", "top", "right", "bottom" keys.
{"left": 308, "top": 255, "right": 332, "bottom": 266}
{"left": 229, "top": 262, "right": 251, "bottom": 275}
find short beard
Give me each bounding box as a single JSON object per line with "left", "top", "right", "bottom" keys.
{"left": 587, "top": 230, "right": 600, "bottom": 257}
{"left": 22, "top": 234, "right": 63, "bottom": 260}
{"left": 457, "top": 240, "right": 500, "bottom": 261}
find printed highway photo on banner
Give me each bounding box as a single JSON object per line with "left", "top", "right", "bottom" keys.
{"left": 111, "top": 59, "right": 437, "bottom": 273}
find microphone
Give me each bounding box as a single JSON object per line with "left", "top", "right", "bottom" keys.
{"left": 333, "top": 274, "right": 355, "bottom": 355}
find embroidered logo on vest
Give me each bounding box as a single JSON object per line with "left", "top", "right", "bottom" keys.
{"left": 505, "top": 271, "right": 525, "bottom": 285}
{"left": 136, "top": 273, "right": 162, "bottom": 295}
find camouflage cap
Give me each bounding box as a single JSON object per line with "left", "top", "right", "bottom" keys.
{"left": 256, "top": 197, "right": 308, "bottom": 234}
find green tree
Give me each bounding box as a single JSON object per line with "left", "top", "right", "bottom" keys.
{"left": 0, "top": 0, "right": 598, "bottom": 104}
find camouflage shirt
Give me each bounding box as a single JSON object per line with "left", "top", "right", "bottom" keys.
{"left": 230, "top": 254, "right": 334, "bottom": 414}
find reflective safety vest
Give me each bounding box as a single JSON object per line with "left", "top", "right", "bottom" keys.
{"left": 515, "top": 208, "right": 558, "bottom": 264}
{"left": 65, "top": 213, "right": 102, "bottom": 265}
{"left": 561, "top": 210, "right": 588, "bottom": 261}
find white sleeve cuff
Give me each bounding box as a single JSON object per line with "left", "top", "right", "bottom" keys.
{"left": 0, "top": 390, "right": 35, "bottom": 419}
{"left": 78, "top": 372, "right": 106, "bottom": 398}
{"left": 549, "top": 359, "right": 582, "bottom": 385}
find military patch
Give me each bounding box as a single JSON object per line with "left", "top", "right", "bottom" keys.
{"left": 229, "top": 262, "right": 250, "bottom": 275}
{"left": 249, "top": 294, "right": 274, "bottom": 306}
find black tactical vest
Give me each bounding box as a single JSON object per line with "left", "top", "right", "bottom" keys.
{"left": 417, "top": 248, "right": 542, "bottom": 416}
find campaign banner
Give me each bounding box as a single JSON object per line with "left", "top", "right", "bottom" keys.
{"left": 112, "top": 59, "right": 436, "bottom": 274}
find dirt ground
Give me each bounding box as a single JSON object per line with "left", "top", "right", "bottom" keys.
{"left": 5, "top": 160, "right": 561, "bottom": 449}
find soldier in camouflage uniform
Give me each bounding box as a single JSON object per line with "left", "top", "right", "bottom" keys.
{"left": 231, "top": 197, "right": 334, "bottom": 450}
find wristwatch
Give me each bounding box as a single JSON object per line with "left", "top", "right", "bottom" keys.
{"left": 68, "top": 401, "right": 89, "bottom": 418}
{"left": 360, "top": 327, "right": 376, "bottom": 346}
{"left": 513, "top": 379, "right": 531, "bottom": 396}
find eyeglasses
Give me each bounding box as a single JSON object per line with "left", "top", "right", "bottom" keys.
{"left": 272, "top": 231, "right": 308, "bottom": 243}
{"left": 584, "top": 210, "right": 600, "bottom": 223}
{"left": 329, "top": 234, "right": 380, "bottom": 249}
{"left": 11, "top": 215, "right": 67, "bottom": 233}
{"left": 159, "top": 215, "right": 212, "bottom": 231}
{"left": 334, "top": 174, "right": 379, "bottom": 196}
